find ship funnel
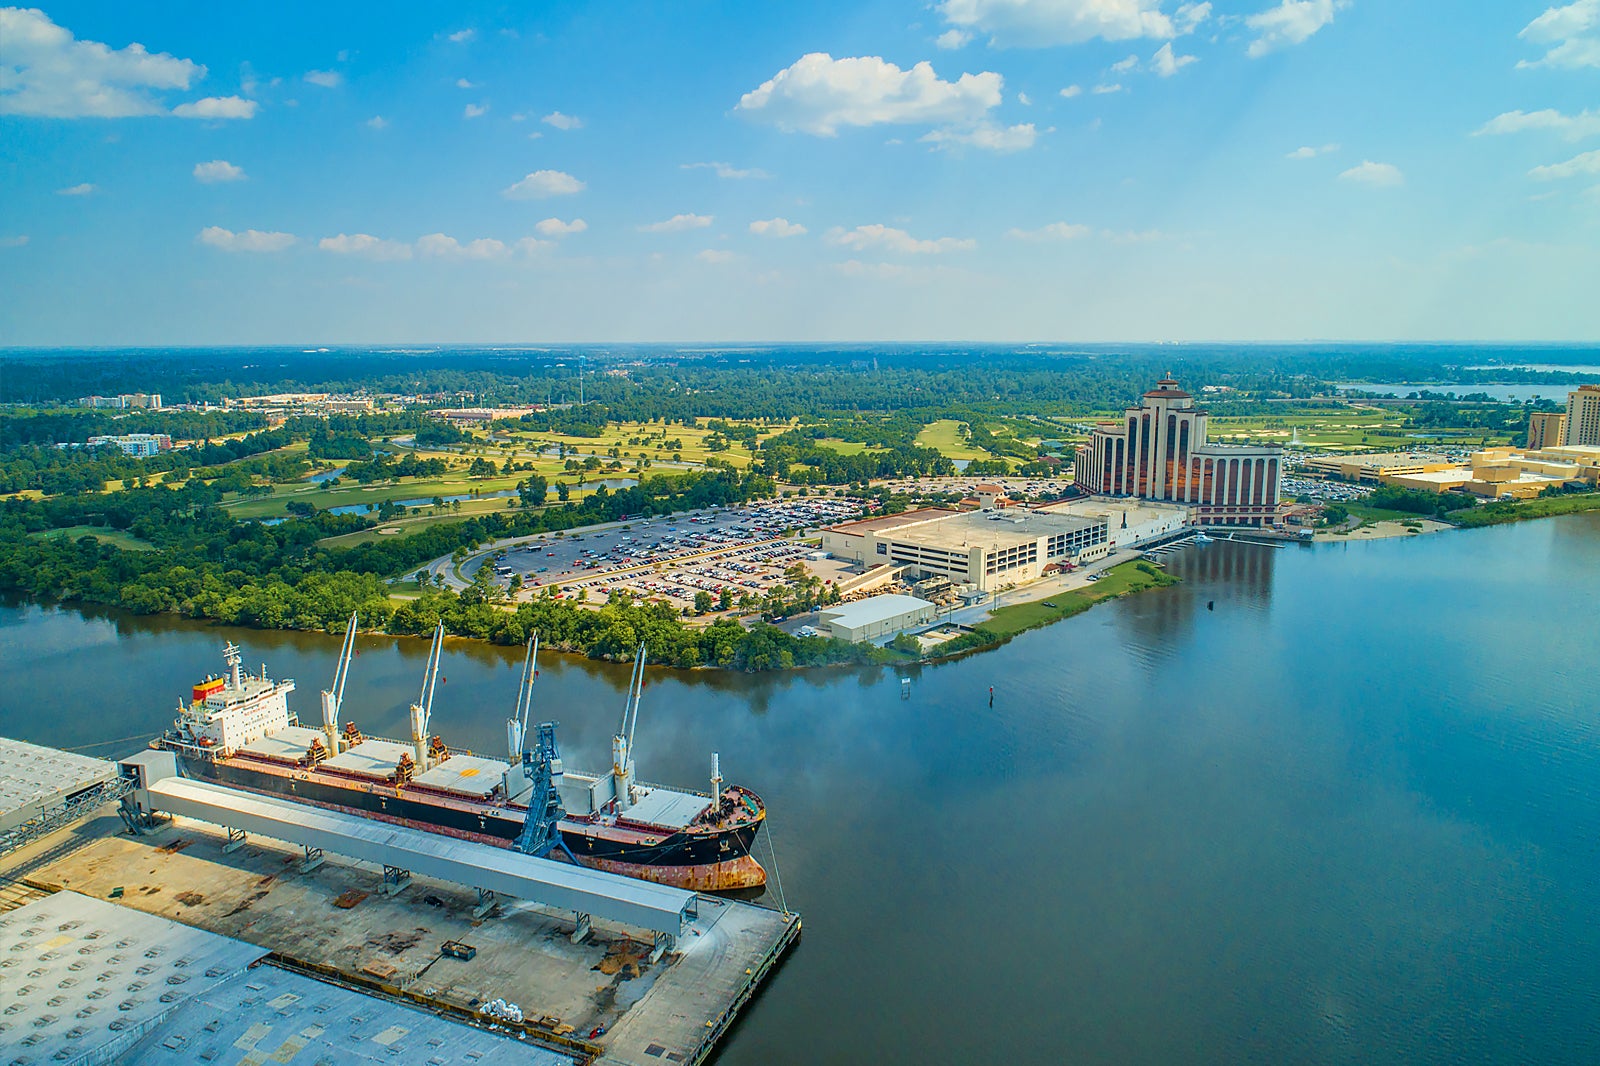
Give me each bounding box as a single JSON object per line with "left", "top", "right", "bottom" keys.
{"left": 322, "top": 613, "right": 358, "bottom": 752}
{"left": 411, "top": 622, "right": 444, "bottom": 769}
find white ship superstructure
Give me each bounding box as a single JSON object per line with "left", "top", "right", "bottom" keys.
{"left": 169, "top": 642, "right": 298, "bottom": 758}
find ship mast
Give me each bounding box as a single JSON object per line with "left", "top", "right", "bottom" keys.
{"left": 612, "top": 644, "right": 645, "bottom": 812}
{"left": 410, "top": 622, "right": 444, "bottom": 769}
{"left": 224, "top": 642, "right": 242, "bottom": 690}
{"left": 321, "top": 613, "right": 357, "bottom": 753}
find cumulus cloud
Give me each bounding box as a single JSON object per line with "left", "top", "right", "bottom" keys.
{"left": 318, "top": 233, "right": 412, "bottom": 260}
{"left": 172, "top": 95, "right": 257, "bottom": 120}
{"left": 366, "top": 115, "right": 387, "bottom": 129}
{"left": 463, "top": 103, "right": 487, "bottom": 118}
{"left": 1529, "top": 149, "right": 1600, "bottom": 179}
{"left": 0, "top": 7, "right": 203, "bottom": 118}
{"left": 542, "top": 110, "right": 583, "bottom": 130}
{"left": 682, "top": 161, "right": 771, "bottom": 179}
{"left": 455, "top": 78, "right": 476, "bottom": 89}
{"left": 749, "top": 218, "right": 807, "bottom": 237}
{"left": 1476, "top": 108, "right": 1600, "bottom": 141}
{"left": 1246, "top": 0, "right": 1346, "bottom": 58}
{"left": 1287, "top": 142, "right": 1339, "bottom": 158}
{"left": 448, "top": 29, "right": 477, "bottom": 43}
{"left": 1112, "top": 54, "right": 1141, "bottom": 73}
{"left": 638, "top": 213, "right": 713, "bottom": 233}
{"left": 1060, "top": 84, "right": 1083, "bottom": 98}
{"left": 1151, "top": 42, "right": 1197, "bottom": 76}
{"left": 1092, "top": 83, "right": 1124, "bottom": 94}
{"left": 1007, "top": 222, "right": 1092, "bottom": 240}
{"left": 736, "top": 53, "right": 1001, "bottom": 136}
{"left": 535, "top": 217, "right": 588, "bottom": 236}
{"left": 1338, "top": 160, "right": 1404, "bottom": 187}
{"left": 936, "top": 0, "right": 1210, "bottom": 48}
{"left": 199, "top": 226, "right": 295, "bottom": 252}
{"left": 826, "top": 224, "right": 975, "bottom": 254}
{"left": 921, "top": 121, "right": 1037, "bottom": 152}
{"left": 304, "top": 69, "right": 342, "bottom": 88}
{"left": 56, "top": 182, "right": 96, "bottom": 196}
{"left": 503, "top": 170, "right": 585, "bottom": 198}
{"left": 416, "top": 233, "right": 514, "bottom": 260}
{"left": 937, "top": 29, "right": 972, "bottom": 49}
{"left": 1518, "top": 0, "right": 1600, "bottom": 69}
{"left": 696, "top": 249, "right": 737, "bottom": 264}
{"left": 193, "top": 159, "right": 245, "bottom": 183}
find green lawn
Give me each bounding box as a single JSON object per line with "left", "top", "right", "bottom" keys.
{"left": 1453, "top": 492, "right": 1600, "bottom": 528}
{"left": 980, "top": 562, "right": 1178, "bottom": 637}
{"left": 812, "top": 438, "right": 884, "bottom": 456}
{"left": 31, "top": 525, "right": 156, "bottom": 551}
{"left": 915, "top": 419, "right": 991, "bottom": 462}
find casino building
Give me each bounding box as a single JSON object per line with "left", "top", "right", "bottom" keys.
{"left": 1074, "top": 375, "right": 1283, "bottom": 528}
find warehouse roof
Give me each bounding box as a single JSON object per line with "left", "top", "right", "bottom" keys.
{"left": 819, "top": 594, "right": 935, "bottom": 629}
{"left": 0, "top": 735, "right": 117, "bottom": 833}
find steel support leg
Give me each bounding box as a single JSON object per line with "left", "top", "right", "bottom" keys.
{"left": 473, "top": 888, "right": 497, "bottom": 919}
{"left": 297, "top": 845, "right": 324, "bottom": 873}
{"left": 570, "top": 911, "right": 592, "bottom": 944}
{"left": 380, "top": 865, "right": 411, "bottom": 897}
{"left": 222, "top": 826, "right": 248, "bottom": 854}
{"left": 649, "top": 930, "right": 675, "bottom": 964}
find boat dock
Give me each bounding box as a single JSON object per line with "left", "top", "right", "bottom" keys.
{"left": 0, "top": 744, "right": 799, "bottom": 1066}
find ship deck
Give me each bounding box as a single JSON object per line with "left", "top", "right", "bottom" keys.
{"left": 3, "top": 810, "right": 799, "bottom": 1066}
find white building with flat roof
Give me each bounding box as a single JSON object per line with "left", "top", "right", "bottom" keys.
{"left": 818, "top": 594, "right": 936, "bottom": 642}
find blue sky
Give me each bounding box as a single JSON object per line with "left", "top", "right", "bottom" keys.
{"left": 1, "top": 1, "right": 1598, "bottom": 344}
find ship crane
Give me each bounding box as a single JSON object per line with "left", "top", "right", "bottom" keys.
{"left": 506, "top": 633, "right": 540, "bottom": 762}
{"left": 410, "top": 622, "right": 445, "bottom": 770}
{"left": 612, "top": 644, "right": 646, "bottom": 813}
{"left": 321, "top": 613, "right": 358, "bottom": 753}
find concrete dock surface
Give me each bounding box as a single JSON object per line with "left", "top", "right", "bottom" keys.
{"left": 1, "top": 811, "right": 798, "bottom": 1066}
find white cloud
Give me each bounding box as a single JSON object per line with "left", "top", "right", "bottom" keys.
{"left": 1151, "top": 42, "right": 1197, "bottom": 76}
{"left": 937, "top": 29, "right": 972, "bottom": 49}
{"left": 1475, "top": 109, "right": 1600, "bottom": 141}
{"left": 448, "top": 29, "right": 477, "bottom": 44}
{"left": 0, "top": 235, "right": 28, "bottom": 248}
{"left": 542, "top": 110, "right": 583, "bottom": 130}
{"left": 1060, "top": 84, "right": 1083, "bottom": 98}
{"left": 681, "top": 161, "right": 772, "bottom": 179}
{"left": 463, "top": 103, "right": 487, "bottom": 118}
{"left": 366, "top": 115, "right": 387, "bottom": 129}
{"left": 199, "top": 226, "right": 295, "bottom": 252}
{"left": 455, "top": 78, "right": 476, "bottom": 89}
{"left": 193, "top": 159, "right": 245, "bottom": 183}
{"left": 1518, "top": 0, "right": 1600, "bottom": 69}
{"left": 1286, "top": 142, "right": 1339, "bottom": 158}
{"left": 535, "top": 217, "right": 588, "bottom": 236}
{"left": 1018, "top": 91, "right": 1032, "bottom": 105}
{"left": 736, "top": 53, "right": 1001, "bottom": 136}
{"left": 696, "top": 249, "right": 737, "bottom": 264}
{"left": 638, "top": 213, "right": 714, "bottom": 233}
{"left": 826, "top": 224, "right": 975, "bottom": 254}
{"left": 502, "top": 170, "right": 585, "bottom": 198}
{"left": 513, "top": 237, "right": 554, "bottom": 254}
{"left": 1529, "top": 149, "right": 1600, "bottom": 179}
{"left": 1338, "top": 160, "right": 1404, "bottom": 187}
{"left": 1111, "top": 54, "right": 1141, "bottom": 73}
{"left": 1246, "top": 0, "right": 1346, "bottom": 58}
{"left": 318, "top": 233, "right": 412, "bottom": 260}
{"left": 0, "top": 7, "right": 203, "bottom": 118}
{"left": 304, "top": 69, "right": 342, "bottom": 88}
{"left": 1007, "top": 222, "right": 1092, "bottom": 240}
{"left": 1092, "top": 83, "right": 1124, "bottom": 94}
{"left": 56, "top": 182, "right": 96, "bottom": 196}
{"left": 936, "top": 0, "right": 1210, "bottom": 48}
{"left": 749, "top": 218, "right": 807, "bottom": 237}
{"left": 416, "top": 233, "right": 512, "bottom": 260}
{"left": 1104, "top": 228, "right": 1171, "bottom": 243}
{"left": 172, "top": 95, "right": 258, "bottom": 120}
{"left": 921, "top": 121, "right": 1037, "bottom": 152}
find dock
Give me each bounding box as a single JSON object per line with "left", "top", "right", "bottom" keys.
{"left": 0, "top": 757, "right": 799, "bottom": 1066}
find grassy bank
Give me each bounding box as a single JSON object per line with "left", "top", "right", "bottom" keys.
{"left": 1453, "top": 493, "right": 1600, "bottom": 528}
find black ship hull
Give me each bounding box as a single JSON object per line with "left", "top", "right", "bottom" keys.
{"left": 180, "top": 755, "right": 764, "bottom": 890}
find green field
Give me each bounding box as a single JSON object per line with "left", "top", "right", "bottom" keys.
{"left": 979, "top": 561, "right": 1178, "bottom": 637}
{"left": 30, "top": 525, "right": 156, "bottom": 551}
{"left": 812, "top": 438, "right": 884, "bottom": 455}
{"left": 915, "top": 419, "right": 991, "bottom": 461}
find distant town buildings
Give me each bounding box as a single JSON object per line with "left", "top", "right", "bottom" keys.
{"left": 83, "top": 433, "right": 173, "bottom": 457}
{"left": 80, "top": 392, "right": 160, "bottom": 409}
{"left": 429, "top": 406, "right": 542, "bottom": 425}
{"left": 1565, "top": 385, "right": 1600, "bottom": 447}
{"left": 1073, "top": 375, "right": 1284, "bottom": 528}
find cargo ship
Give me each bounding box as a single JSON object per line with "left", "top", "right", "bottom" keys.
{"left": 154, "top": 619, "right": 766, "bottom": 892}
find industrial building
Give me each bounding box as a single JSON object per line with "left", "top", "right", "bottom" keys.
{"left": 1073, "top": 375, "right": 1284, "bottom": 527}
{"left": 817, "top": 594, "right": 936, "bottom": 642}
{"left": 820, "top": 506, "right": 1110, "bottom": 591}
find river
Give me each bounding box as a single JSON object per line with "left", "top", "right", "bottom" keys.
{"left": 3, "top": 515, "right": 1598, "bottom": 1065}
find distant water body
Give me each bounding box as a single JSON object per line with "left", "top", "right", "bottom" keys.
{"left": 1341, "top": 382, "right": 1583, "bottom": 402}
{"left": 3, "top": 515, "right": 1599, "bottom": 1064}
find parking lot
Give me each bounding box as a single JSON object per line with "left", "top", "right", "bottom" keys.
{"left": 463, "top": 496, "right": 866, "bottom": 611}
{"left": 874, "top": 475, "right": 1076, "bottom": 499}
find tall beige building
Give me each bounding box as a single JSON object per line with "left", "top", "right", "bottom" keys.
{"left": 1566, "top": 385, "right": 1600, "bottom": 447}
{"left": 1527, "top": 411, "right": 1566, "bottom": 450}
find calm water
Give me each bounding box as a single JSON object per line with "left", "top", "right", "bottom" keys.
{"left": 3, "top": 516, "right": 1599, "bottom": 1064}
{"left": 1339, "top": 382, "right": 1582, "bottom": 402}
